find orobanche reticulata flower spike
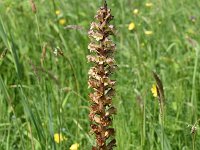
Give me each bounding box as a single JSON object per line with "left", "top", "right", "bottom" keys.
{"left": 87, "top": 0, "right": 117, "bottom": 150}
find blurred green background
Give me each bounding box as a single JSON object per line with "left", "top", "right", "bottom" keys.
{"left": 0, "top": 0, "right": 200, "bottom": 149}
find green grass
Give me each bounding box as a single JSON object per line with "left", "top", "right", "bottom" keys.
{"left": 0, "top": 0, "right": 200, "bottom": 149}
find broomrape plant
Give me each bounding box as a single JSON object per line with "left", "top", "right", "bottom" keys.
{"left": 87, "top": 1, "right": 117, "bottom": 150}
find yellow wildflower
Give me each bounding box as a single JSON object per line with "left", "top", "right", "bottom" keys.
{"left": 59, "top": 19, "right": 66, "bottom": 25}
{"left": 144, "top": 30, "right": 153, "bottom": 35}
{"left": 133, "top": 9, "right": 139, "bottom": 15}
{"left": 70, "top": 143, "right": 79, "bottom": 150}
{"left": 145, "top": 2, "right": 153, "bottom": 7}
{"left": 187, "top": 28, "right": 195, "bottom": 35}
{"left": 128, "top": 22, "right": 135, "bottom": 30}
{"left": 151, "top": 84, "right": 158, "bottom": 97}
{"left": 141, "top": 43, "right": 145, "bottom": 47}
{"left": 54, "top": 133, "right": 67, "bottom": 144}
{"left": 55, "top": 10, "right": 61, "bottom": 15}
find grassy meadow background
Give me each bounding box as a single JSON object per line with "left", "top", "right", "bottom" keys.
{"left": 0, "top": 0, "right": 200, "bottom": 149}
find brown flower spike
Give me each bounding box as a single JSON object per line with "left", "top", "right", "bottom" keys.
{"left": 87, "top": 1, "right": 117, "bottom": 150}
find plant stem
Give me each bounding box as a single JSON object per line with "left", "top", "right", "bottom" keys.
{"left": 192, "top": 133, "right": 195, "bottom": 150}
{"left": 158, "top": 102, "right": 165, "bottom": 150}
{"left": 191, "top": 46, "right": 199, "bottom": 121}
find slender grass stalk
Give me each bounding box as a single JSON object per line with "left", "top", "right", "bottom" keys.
{"left": 191, "top": 46, "right": 199, "bottom": 121}
{"left": 160, "top": 114, "right": 164, "bottom": 150}
{"left": 28, "top": 122, "right": 35, "bottom": 150}
{"left": 135, "top": 94, "right": 145, "bottom": 149}
{"left": 192, "top": 134, "right": 195, "bottom": 150}
{"left": 142, "top": 98, "right": 146, "bottom": 149}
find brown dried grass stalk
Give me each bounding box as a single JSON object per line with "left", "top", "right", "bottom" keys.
{"left": 87, "top": 1, "right": 117, "bottom": 150}
{"left": 153, "top": 71, "right": 165, "bottom": 119}
{"left": 29, "top": 0, "right": 36, "bottom": 13}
